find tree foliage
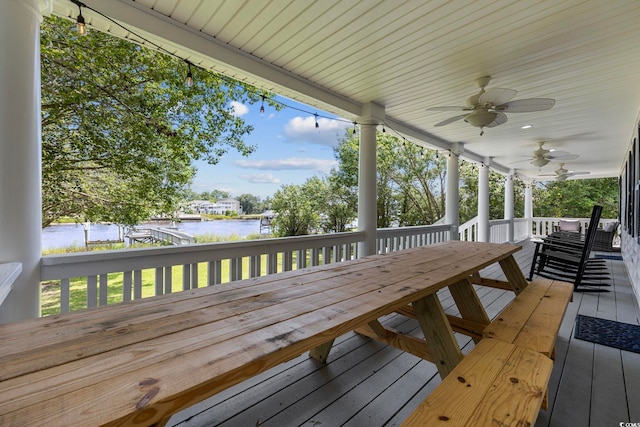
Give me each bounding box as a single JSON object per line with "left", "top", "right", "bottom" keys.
{"left": 271, "top": 182, "right": 320, "bottom": 236}
{"left": 458, "top": 162, "right": 525, "bottom": 223}
{"left": 237, "top": 193, "right": 269, "bottom": 215}
{"left": 332, "top": 133, "right": 447, "bottom": 227}
{"left": 41, "top": 16, "right": 275, "bottom": 227}
{"left": 533, "top": 178, "right": 618, "bottom": 218}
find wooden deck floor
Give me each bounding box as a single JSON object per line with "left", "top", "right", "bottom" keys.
{"left": 168, "top": 241, "right": 640, "bottom": 427}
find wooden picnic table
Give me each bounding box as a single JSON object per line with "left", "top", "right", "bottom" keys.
{"left": 0, "top": 241, "right": 529, "bottom": 427}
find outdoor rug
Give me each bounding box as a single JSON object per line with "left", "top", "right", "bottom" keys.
{"left": 574, "top": 315, "right": 640, "bottom": 354}
{"left": 594, "top": 254, "right": 623, "bottom": 261}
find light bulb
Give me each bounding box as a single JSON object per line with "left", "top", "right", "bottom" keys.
{"left": 76, "top": 13, "right": 86, "bottom": 36}
{"left": 185, "top": 62, "right": 193, "bottom": 87}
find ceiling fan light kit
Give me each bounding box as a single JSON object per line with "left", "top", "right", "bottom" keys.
{"left": 531, "top": 157, "right": 551, "bottom": 167}
{"left": 464, "top": 110, "right": 497, "bottom": 127}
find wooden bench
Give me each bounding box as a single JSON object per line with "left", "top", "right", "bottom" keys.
{"left": 401, "top": 338, "right": 553, "bottom": 427}
{"left": 483, "top": 278, "right": 573, "bottom": 358}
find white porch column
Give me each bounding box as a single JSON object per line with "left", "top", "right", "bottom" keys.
{"left": 524, "top": 182, "right": 533, "bottom": 219}
{"left": 524, "top": 182, "right": 533, "bottom": 239}
{"left": 477, "top": 162, "right": 490, "bottom": 242}
{"left": 0, "top": 0, "right": 49, "bottom": 323}
{"left": 445, "top": 143, "right": 461, "bottom": 240}
{"left": 357, "top": 102, "right": 383, "bottom": 256}
{"left": 504, "top": 174, "right": 514, "bottom": 243}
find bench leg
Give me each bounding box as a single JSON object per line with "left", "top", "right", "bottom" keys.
{"left": 413, "top": 294, "right": 463, "bottom": 379}
{"left": 309, "top": 339, "right": 335, "bottom": 364}
{"left": 449, "top": 278, "right": 490, "bottom": 344}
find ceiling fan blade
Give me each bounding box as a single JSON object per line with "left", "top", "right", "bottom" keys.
{"left": 426, "top": 106, "right": 469, "bottom": 111}
{"left": 485, "top": 111, "right": 508, "bottom": 128}
{"left": 434, "top": 114, "right": 469, "bottom": 127}
{"left": 496, "top": 98, "right": 555, "bottom": 112}
{"left": 567, "top": 171, "right": 590, "bottom": 175}
{"left": 478, "top": 88, "right": 517, "bottom": 106}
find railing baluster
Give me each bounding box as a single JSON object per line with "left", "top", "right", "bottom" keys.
{"left": 123, "top": 271, "right": 132, "bottom": 302}
{"left": 191, "top": 263, "right": 199, "bottom": 287}
{"left": 311, "top": 248, "right": 320, "bottom": 266}
{"left": 60, "top": 278, "right": 70, "bottom": 313}
{"left": 322, "top": 246, "right": 331, "bottom": 265}
{"left": 283, "top": 251, "right": 293, "bottom": 271}
{"left": 164, "top": 266, "right": 172, "bottom": 293}
{"left": 268, "top": 253, "right": 278, "bottom": 274}
{"left": 133, "top": 270, "right": 142, "bottom": 299}
{"left": 297, "top": 249, "right": 307, "bottom": 269}
{"left": 182, "top": 264, "right": 191, "bottom": 290}
{"left": 87, "top": 275, "right": 97, "bottom": 308}
{"left": 99, "top": 274, "right": 108, "bottom": 306}
{"left": 155, "top": 267, "right": 163, "bottom": 296}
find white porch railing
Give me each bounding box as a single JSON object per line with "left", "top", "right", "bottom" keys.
{"left": 0, "top": 262, "right": 22, "bottom": 307}
{"left": 458, "top": 217, "right": 478, "bottom": 242}
{"left": 39, "top": 216, "right": 617, "bottom": 315}
{"left": 376, "top": 224, "right": 451, "bottom": 253}
{"left": 530, "top": 217, "right": 618, "bottom": 238}
{"left": 41, "top": 225, "right": 457, "bottom": 315}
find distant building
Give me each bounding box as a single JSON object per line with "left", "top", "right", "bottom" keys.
{"left": 214, "top": 198, "right": 242, "bottom": 214}
{"left": 186, "top": 198, "right": 242, "bottom": 215}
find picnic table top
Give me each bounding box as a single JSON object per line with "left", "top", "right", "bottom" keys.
{"left": 0, "top": 241, "right": 523, "bottom": 427}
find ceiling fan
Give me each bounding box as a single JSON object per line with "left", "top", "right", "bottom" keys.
{"left": 528, "top": 141, "right": 579, "bottom": 167}
{"left": 539, "top": 163, "right": 590, "bottom": 181}
{"left": 427, "top": 76, "right": 555, "bottom": 135}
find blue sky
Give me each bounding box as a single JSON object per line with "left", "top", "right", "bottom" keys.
{"left": 191, "top": 96, "right": 352, "bottom": 199}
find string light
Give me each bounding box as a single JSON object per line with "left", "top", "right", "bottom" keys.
{"left": 71, "top": 0, "right": 87, "bottom": 36}
{"left": 67, "top": 1, "right": 477, "bottom": 159}
{"left": 185, "top": 61, "right": 193, "bottom": 87}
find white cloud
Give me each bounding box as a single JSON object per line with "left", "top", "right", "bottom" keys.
{"left": 284, "top": 116, "right": 351, "bottom": 147}
{"left": 229, "top": 101, "right": 249, "bottom": 117}
{"left": 234, "top": 157, "right": 338, "bottom": 173}
{"left": 239, "top": 173, "right": 281, "bottom": 184}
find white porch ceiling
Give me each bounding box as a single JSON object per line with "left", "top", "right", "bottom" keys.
{"left": 51, "top": 0, "right": 640, "bottom": 180}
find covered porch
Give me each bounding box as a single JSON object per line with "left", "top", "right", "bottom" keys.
{"left": 1, "top": 1, "right": 640, "bottom": 425}
{"left": 167, "top": 240, "right": 639, "bottom": 427}
{"left": 1, "top": 0, "right": 640, "bottom": 324}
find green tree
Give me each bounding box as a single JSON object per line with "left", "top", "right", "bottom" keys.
{"left": 317, "top": 175, "right": 357, "bottom": 233}
{"left": 40, "top": 16, "right": 276, "bottom": 227}
{"left": 332, "top": 132, "right": 447, "bottom": 227}
{"left": 270, "top": 182, "right": 320, "bottom": 236}
{"left": 237, "top": 193, "right": 264, "bottom": 215}
{"left": 533, "top": 178, "right": 618, "bottom": 218}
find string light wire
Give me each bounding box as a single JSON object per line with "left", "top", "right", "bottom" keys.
{"left": 64, "top": 0, "right": 459, "bottom": 151}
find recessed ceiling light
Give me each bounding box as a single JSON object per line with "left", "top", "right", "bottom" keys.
{"left": 521, "top": 124, "right": 533, "bottom": 129}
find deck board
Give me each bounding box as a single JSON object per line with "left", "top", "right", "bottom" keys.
{"left": 168, "top": 240, "right": 640, "bottom": 427}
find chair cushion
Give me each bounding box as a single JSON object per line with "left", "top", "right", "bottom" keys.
{"left": 603, "top": 222, "right": 617, "bottom": 232}
{"left": 558, "top": 220, "right": 581, "bottom": 232}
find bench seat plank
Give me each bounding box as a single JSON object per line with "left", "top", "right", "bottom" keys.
{"left": 483, "top": 278, "right": 573, "bottom": 357}
{"left": 401, "top": 339, "right": 553, "bottom": 427}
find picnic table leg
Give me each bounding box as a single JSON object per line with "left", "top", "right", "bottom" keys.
{"left": 413, "top": 293, "right": 463, "bottom": 378}
{"left": 309, "top": 339, "right": 335, "bottom": 363}
{"left": 449, "top": 278, "right": 490, "bottom": 343}
{"left": 499, "top": 255, "right": 528, "bottom": 295}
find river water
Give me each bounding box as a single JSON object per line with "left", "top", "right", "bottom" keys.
{"left": 42, "top": 220, "right": 263, "bottom": 250}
